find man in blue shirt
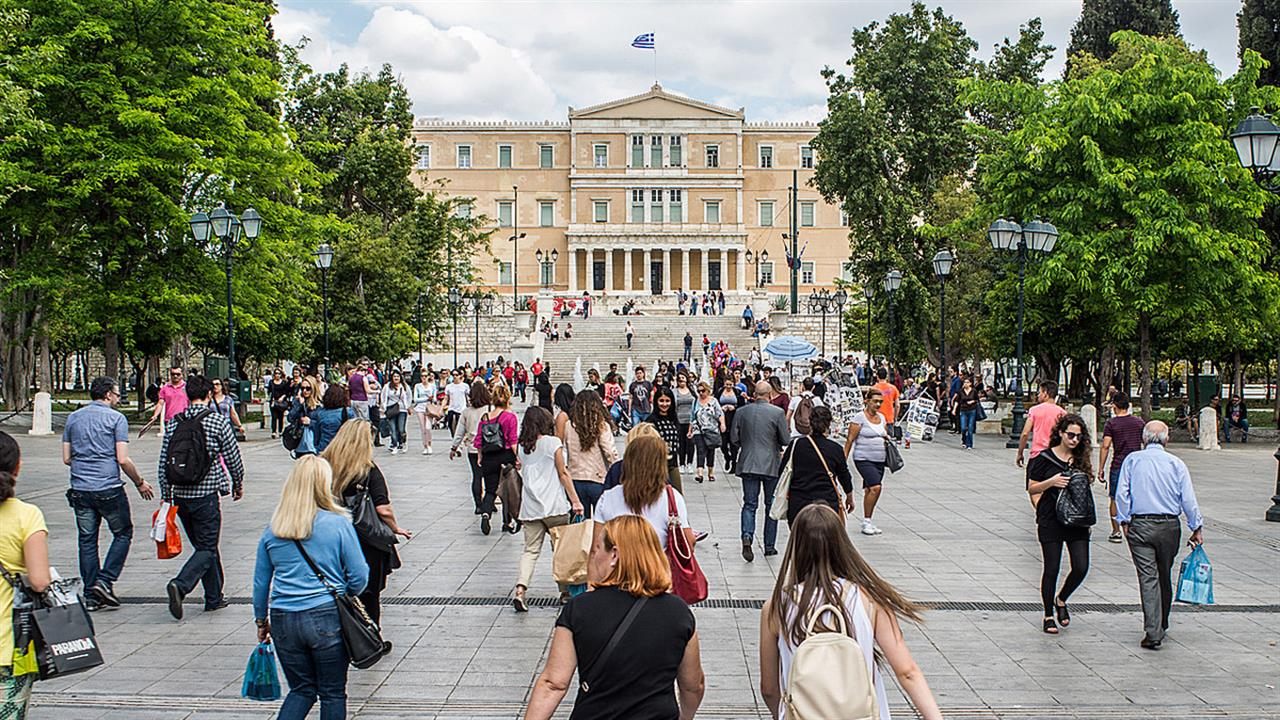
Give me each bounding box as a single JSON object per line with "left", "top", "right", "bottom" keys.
{"left": 1115, "top": 420, "right": 1204, "bottom": 650}
{"left": 62, "top": 377, "right": 155, "bottom": 610}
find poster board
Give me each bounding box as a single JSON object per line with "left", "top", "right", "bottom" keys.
{"left": 902, "top": 396, "right": 939, "bottom": 442}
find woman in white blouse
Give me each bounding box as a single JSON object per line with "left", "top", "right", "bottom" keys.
{"left": 513, "top": 406, "right": 583, "bottom": 612}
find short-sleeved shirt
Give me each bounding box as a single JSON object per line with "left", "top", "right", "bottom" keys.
{"left": 849, "top": 411, "right": 888, "bottom": 462}
{"left": 0, "top": 498, "right": 47, "bottom": 666}
{"left": 554, "top": 586, "right": 695, "bottom": 720}
{"left": 519, "top": 436, "right": 569, "bottom": 520}
{"left": 445, "top": 382, "right": 470, "bottom": 413}
{"left": 629, "top": 380, "right": 653, "bottom": 414}
{"left": 1103, "top": 414, "right": 1146, "bottom": 472}
{"left": 872, "top": 382, "right": 899, "bottom": 423}
{"left": 594, "top": 485, "right": 688, "bottom": 549}
{"left": 158, "top": 382, "right": 188, "bottom": 421}
{"left": 62, "top": 401, "right": 129, "bottom": 491}
{"left": 1027, "top": 401, "right": 1067, "bottom": 458}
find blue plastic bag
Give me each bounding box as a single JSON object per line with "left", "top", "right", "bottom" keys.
{"left": 1176, "top": 544, "right": 1214, "bottom": 605}
{"left": 241, "top": 641, "right": 282, "bottom": 701}
{"left": 296, "top": 426, "right": 316, "bottom": 456}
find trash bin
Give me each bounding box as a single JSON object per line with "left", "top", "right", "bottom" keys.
{"left": 204, "top": 355, "right": 229, "bottom": 381}
{"left": 1190, "top": 374, "right": 1220, "bottom": 411}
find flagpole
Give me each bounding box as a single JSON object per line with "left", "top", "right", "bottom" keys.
{"left": 653, "top": 47, "right": 658, "bottom": 84}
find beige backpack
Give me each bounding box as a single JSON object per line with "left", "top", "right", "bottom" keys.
{"left": 784, "top": 602, "right": 879, "bottom": 720}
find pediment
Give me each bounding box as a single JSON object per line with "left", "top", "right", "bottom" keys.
{"left": 570, "top": 84, "right": 744, "bottom": 121}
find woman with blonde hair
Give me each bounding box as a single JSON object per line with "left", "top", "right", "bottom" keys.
{"left": 760, "top": 504, "right": 941, "bottom": 720}
{"left": 562, "top": 389, "right": 618, "bottom": 518}
{"left": 286, "top": 375, "right": 322, "bottom": 454}
{"left": 593, "top": 434, "right": 691, "bottom": 551}
{"left": 602, "top": 422, "right": 661, "bottom": 490}
{"left": 474, "top": 383, "right": 518, "bottom": 535}
{"left": 322, "top": 421, "right": 411, "bottom": 624}
{"left": 525, "top": 516, "right": 705, "bottom": 720}
{"left": 253, "top": 455, "right": 369, "bottom": 720}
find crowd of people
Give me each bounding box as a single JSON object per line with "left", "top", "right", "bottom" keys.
{"left": 0, "top": 331, "right": 1216, "bottom": 719}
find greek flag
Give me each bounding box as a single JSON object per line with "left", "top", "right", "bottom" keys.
{"left": 632, "top": 33, "right": 655, "bottom": 49}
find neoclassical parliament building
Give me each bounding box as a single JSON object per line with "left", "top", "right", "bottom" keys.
{"left": 411, "top": 84, "right": 854, "bottom": 308}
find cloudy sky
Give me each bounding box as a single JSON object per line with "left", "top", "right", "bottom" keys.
{"left": 275, "top": 1, "right": 1243, "bottom": 122}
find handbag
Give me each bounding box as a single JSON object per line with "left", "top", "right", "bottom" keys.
{"left": 1, "top": 569, "right": 104, "bottom": 680}
{"left": 1054, "top": 470, "right": 1097, "bottom": 528}
{"left": 384, "top": 401, "right": 401, "bottom": 418}
{"left": 292, "top": 540, "right": 391, "bottom": 669}
{"left": 550, "top": 515, "right": 593, "bottom": 586}
{"left": 241, "top": 641, "right": 282, "bottom": 701}
{"left": 281, "top": 422, "right": 304, "bottom": 451}
{"left": 883, "top": 437, "right": 904, "bottom": 473}
{"left": 665, "top": 486, "right": 707, "bottom": 605}
{"left": 974, "top": 402, "right": 988, "bottom": 422}
{"left": 578, "top": 596, "right": 648, "bottom": 694}
{"left": 345, "top": 476, "right": 398, "bottom": 553}
{"left": 769, "top": 440, "right": 798, "bottom": 522}
{"left": 497, "top": 464, "right": 523, "bottom": 520}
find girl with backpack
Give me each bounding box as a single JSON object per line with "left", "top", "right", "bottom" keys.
{"left": 473, "top": 384, "right": 518, "bottom": 536}
{"left": 688, "top": 382, "right": 724, "bottom": 484}
{"left": 760, "top": 504, "right": 942, "bottom": 720}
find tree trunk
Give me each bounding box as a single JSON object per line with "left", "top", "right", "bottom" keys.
{"left": 1137, "top": 313, "right": 1153, "bottom": 419}
{"left": 1274, "top": 343, "right": 1279, "bottom": 429}
{"left": 1232, "top": 349, "right": 1243, "bottom": 398}
{"left": 1095, "top": 346, "right": 1116, "bottom": 407}
{"left": 103, "top": 330, "right": 119, "bottom": 380}
{"left": 0, "top": 292, "right": 35, "bottom": 411}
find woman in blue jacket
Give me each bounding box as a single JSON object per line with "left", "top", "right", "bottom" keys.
{"left": 253, "top": 455, "right": 368, "bottom": 720}
{"left": 305, "top": 385, "right": 351, "bottom": 454}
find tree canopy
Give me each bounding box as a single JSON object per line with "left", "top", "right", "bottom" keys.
{"left": 1067, "top": 0, "right": 1181, "bottom": 68}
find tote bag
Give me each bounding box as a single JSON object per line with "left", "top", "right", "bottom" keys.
{"left": 770, "top": 441, "right": 797, "bottom": 522}
{"left": 550, "top": 516, "right": 593, "bottom": 586}
{"left": 666, "top": 487, "right": 707, "bottom": 605}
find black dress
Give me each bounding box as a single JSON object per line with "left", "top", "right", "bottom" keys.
{"left": 1026, "top": 453, "right": 1090, "bottom": 544}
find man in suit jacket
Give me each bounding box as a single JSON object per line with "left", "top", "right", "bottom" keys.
{"left": 730, "top": 380, "right": 790, "bottom": 562}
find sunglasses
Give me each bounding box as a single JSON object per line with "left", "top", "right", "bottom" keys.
{"left": 301, "top": 386, "right": 312, "bottom": 392}
{"left": 1064, "top": 431, "right": 1084, "bottom": 440}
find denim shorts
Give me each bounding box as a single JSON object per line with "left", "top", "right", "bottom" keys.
{"left": 1108, "top": 466, "right": 1121, "bottom": 499}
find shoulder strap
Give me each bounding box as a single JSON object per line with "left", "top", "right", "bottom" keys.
{"left": 292, "top": 539, "right": 339, "bottom": 597}
{"left": 580, "top": 596, "right": 649, "bottom": 693}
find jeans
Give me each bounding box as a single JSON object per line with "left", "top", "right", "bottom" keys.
{"left": 1223, "top": 417, "right": 1249, "bottom": 442}
{"left": 270, "top": 603, "right": 349, "bottom": 720}
{"left": 626, "top": 334, "right": 633, "bottom": 349}
{"left": 172, "top": 492, "right": 224, "bottom": 607}
{"left": 693, "top": 435, "right": 715, "bottom": 469}
{"left": 67, "top": 487, "right": 133, "bottom": 592}
{"left": 740, "top": 473, "right": 779, "bottom": 551}
{"left": 631, "top": 409, "right": 647, "bottom": 429}
{"left": 385, "top": 411, "right": 407, "bottom": 449}
{"left": 683, "top": 346, "right": 692, "bottom": 362}
{"left": 1127, "top": 517, "right": 1180, "bottom": 643}
{"left": 959, "top": 409, "right": 977, "bottom": 448}
{"left": 573, "top": 480, "right": 605, "bottom": 518}
{"left": 414, "top": 409, "right": 433, "bottom": 449}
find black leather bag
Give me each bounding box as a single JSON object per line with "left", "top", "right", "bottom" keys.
{"left": 883, "top": 438, "right": 905, "bottom": 473}
{"left": 292, "top": 540, "right": 391, "bottom": 669}
{"left": 346, "top": 479, "right": 398, "bottom": 553}
{"left": 281, "top": 423, "right": 304, "bottom": 451}
{"left": 1055, "top": 471, "right": 1097, "bottom": 527}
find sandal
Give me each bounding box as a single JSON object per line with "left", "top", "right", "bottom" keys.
{"left": 1043, "top": 617, "right": 1059, "bottom": 634}
{"left": 1055, "top": 600, "right": 1070, "bottom": 628}
{"left": 513, "top": 587, "right": 529, "bottom": 613}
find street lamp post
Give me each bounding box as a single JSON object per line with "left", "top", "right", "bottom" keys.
{"left": 535, "top": 248, "right": 559, "bottom": 288}
{"left": 882, "top": 271, "right": 902, "bottom": 377}
{"left": 988, "top": 217, "right": 1058, "bottom": 448}
{"left": 1229, "top": 107, "right": 1280, "bottom": 521}
{"left": 464, "top": 291, "right": 494, "bottom": 368}
{"left": 313, "top": 243, "right": 334, "bottom": 378}
{"left": 932, "top": 249, "right": 955, "bottom": 374}
{"left": 416, "top": 292, "right": 425, "bottom": 369}
{"left": 190, "top": 206, "right": 261, "bottom": 405}
{"left": 807, "top": 289, "right": 832, "bottom": 358}
{"left": 833, "top": 289, "right": 847, "bottom": 359}
{"left": 510, "top": 185, "right": 526, "bottom": 308}
{"left": 745, "top": 248, "right": 770, "bottom": 290}
{"left": 862, "top": 285, "right": 874, "bottom": 362}
{"left": 447, "top": 287, "right": 461, "bottom": 369}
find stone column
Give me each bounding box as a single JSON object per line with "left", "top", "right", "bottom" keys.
{"left": 701, "top": 248, "right": 709, "bottom": 292}
{"left": 681, "top": 248, "right": 690, "bottom": 292}
{"left": 604, "top": 247, "right": 614, "bottom": 291}
{"left": 642, "top": 249, "right": 651, "bottom": 293}
{"left": 623, "top": 248, "right": 633, "bottom": 293}
{"left": 568, "top": 247, "right": 578, "bottom": 293}
{"left": 736, "top": 248, "right": 746, "bottom": 291}
{"left": 663, "top": 248, "right": 671, "bottom": 292}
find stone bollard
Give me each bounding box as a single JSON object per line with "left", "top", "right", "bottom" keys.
{"left": 1080, "top": 404, "right": 1098, "bottom": 446}
{"left": 28, "top": 391, "right": 54, "bottom": 436}
{"left": 1198, "top": 407, "right": 1221, "bottom": 451}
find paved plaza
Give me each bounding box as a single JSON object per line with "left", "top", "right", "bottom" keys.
{"left": 10, "top": 414, "right": 1280, "bottom": 719}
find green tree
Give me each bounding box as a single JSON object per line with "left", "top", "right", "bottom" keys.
{"left": 1066, "top": 0, "right": 1181, "bottom": 68}
{"left": 1239, "top": 0, "right": 1280, "bottom": 88}
{"left": 973, "top": 32, "right": 1280, "bottom": 418}
{"left": 811, "top": 2, "right": 976, "bottom": 369}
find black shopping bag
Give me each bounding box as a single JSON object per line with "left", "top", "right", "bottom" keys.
{"left": 32, "top": 602, "right": 104, "bottom": 679}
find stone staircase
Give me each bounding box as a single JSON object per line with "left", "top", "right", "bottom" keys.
{"left": 539, "top": 315, "right": 761, "bottom": 382}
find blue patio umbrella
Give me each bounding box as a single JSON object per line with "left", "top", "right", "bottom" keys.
{"left": 763, "top": 336, "right": 818, "bottom": 362}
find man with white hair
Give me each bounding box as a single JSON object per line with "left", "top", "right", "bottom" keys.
{"left": 1114, "top": 420, "right": 1204, "bottom": 650}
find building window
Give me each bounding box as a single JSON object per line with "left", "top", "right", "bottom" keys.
{"left": 497, "top": 201, "right": 513, "bottom": 227}
{"left": 705, "top": 200, "right": 721, "bottom": 224}
{"left": 453, "top": 201, "right": 473, "bottom": 219}
{"left": 759, "top": 200, "right": 774, "bottom": 227}
{"left": 539, "top": 201, "right": 554, "bottom": 227}
{"left": 594, "top": 143, "right": 609, "bottom": 168}
{"left": 669, "top": 136, "right": 682, "bottom": 166}
{"left": 841, "top": 261, "right": 856, "bottom": 282}
{"left": 540, "top": 259, "right": 555, "bottom": 286}
{"left": 759, "top": 145, "right": 773, "bottom": 168}
{"left": 631, "top": 136, "right": 644, "bottom": 167}
{"left": 498, "top": 144, "right": 513, "bottom": 169}
{"left": 630, "top": 189, "right": 645, "bottom": 223}
{"left": 760, "top": 261, "right": 775, "bottom": 285}
{"left": 801, "top": 145, "right": 814, "bottom": 169}
{"left": 498, "top": 261, "right": 512, "bottom": 285}
{"left": 457, "top": 144, "right": 472, "bottom": 169}
{"left": 705, "top": 144, "right": 719, "bottom": 168}
{"left": 415, "top": 144, "right": 430, "bottom": 169}
{"left": 539, "top": 145, "right": 553, "bottom": 169}
{"left": 840, "top": 208, "right": 849, "bottom": 227}
{"left": 593, "top": 200, "right": 609, "bottom": 223}
{"left": 801, "top": 261, "right": 815, "bottom": 284}
{"left": 800, "top": 201, "right": 815, "bottom": 227}
{"left": 669, "top": 189, "right": 683, "bottom": 223}
{"left": 650, "top": 135, "right": 663, "bottom": 168}
{"left": 650, "top": 189, "right": 664, "bottom": 223}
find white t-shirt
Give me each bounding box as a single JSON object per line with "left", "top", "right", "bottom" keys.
{"left": 518, "top": 436, "right": 569, "bottom": 520}
{"left": 787, "top": 392, "right": 825, "bottom": 437}
{"left": 445, "top": 382, "right": 470, "bottom": 413}
{"left": 850, "top": 410, "right": 887, "bottom": 462}
{"left": 593, "top": 485, "right": 689, "bottom": 550}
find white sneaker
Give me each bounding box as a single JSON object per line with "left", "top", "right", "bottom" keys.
{"left": 860, "top": 521, "right": 877, "bottom": 536}
{"left": 422, "top": 448, "right": 430, "bottom": 455}
{"left": 869, "top": 522, "right": 883, "bottom": 535}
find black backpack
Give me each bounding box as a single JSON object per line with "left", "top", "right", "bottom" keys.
{"left": 479, "top": 412, "right": 507, "bottom": 453}
{"left": 166, "top": 409, "right": 214, "bottom": 487}
{"left": 1055, "top": 471, "right": 1097, "bottom": 528}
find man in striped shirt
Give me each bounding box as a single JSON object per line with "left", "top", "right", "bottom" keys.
{"left": 157, "top": 375, "right": 244, "bottom": 620}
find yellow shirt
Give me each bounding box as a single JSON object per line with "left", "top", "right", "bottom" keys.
{"left": 0, "top": 498, "right": 47, "bottom": 667}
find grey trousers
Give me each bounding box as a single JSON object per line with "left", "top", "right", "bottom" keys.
{"left": 1126, "top": 517, "right": 1181, "bottom": 643}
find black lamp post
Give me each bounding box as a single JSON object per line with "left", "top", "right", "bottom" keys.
{"left": 932, "top": 249, "right": 955, "bottom": 374}
{"left": 862, "top": 285, "right": 874, "bottom": 362}
{"left": 313, "top": 243, "right": 334, "bottom": 379}
{"left": 833, "top": 289, "right": 847, "bottom": 359}
{"left": 510, "top": 185, "right": 526, "bottom": 308}
{"left": 190, "top": 206, "right": 261, "bottom": 404}
{"left": 1229, "top": 107, "right": 1280, "bottom": 521}
{"left": 464, "top": 291, "right": 494, "bottom": 368}
{"left": 882, "top": 270, "right": 901, "bottom": 376}
{"left": 988, "top": 217, "right": 1058, "bottom": 448}
{"left": 745, "top": 248, "right": 770, "bottom": 289}
{"left": 807, "top": 288, "right": 846, "bottom": 360}
{"left": 415, "top": 291, "right": 425, "bottom": 369}
{"left": 447, "top": 287, "right": 461, "bottom": 369}
{"left": 535, "top": 248, "right": 559, "bottom": 287}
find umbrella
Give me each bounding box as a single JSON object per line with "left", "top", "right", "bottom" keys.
{"left": 764, "top": 336, "right": 818, "bottom": 362}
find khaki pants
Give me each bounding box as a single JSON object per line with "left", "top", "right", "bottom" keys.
{"left": 517, "top": 514, "right": 570, "bottom": 590}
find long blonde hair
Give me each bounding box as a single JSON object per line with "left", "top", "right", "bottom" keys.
{"left": 321, "top": 420, "right": 375, "bottom": 497}
{"left": 300, "top": 375, "right": 321, "bottom": 411}
{"left": 271, "top": 455, "right": 346, "bottom": 540}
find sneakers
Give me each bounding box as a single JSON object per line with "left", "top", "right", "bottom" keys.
{"left": 860, "top": 520, "right": 883, "bottom": 536}
{"left": 742, "top": 540, "right": 754, "bottom": 563}
{"left": 166, "top": 580, "right": 184, "bottom": 620}
{"left": 89, "top": 582, "right": 120, "bottom": 608}
{"left": 1109, "top": 531, "right": 1123, "bottom": 543}
{"left": 425, "top": 447, "right": 433, "bottom": 455}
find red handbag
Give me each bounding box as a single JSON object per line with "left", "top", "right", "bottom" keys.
{"left": 665, "top": 487, "right": 707, "bottom": 605}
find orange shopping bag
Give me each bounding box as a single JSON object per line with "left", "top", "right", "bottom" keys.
{"left": 151, "top": 502, "right": 183, "bottom": 559}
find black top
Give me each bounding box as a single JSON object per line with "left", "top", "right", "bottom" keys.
{"left": 955, "top": 387, "right": 980, "bottom": 413}
{"left": 268, "top": 380, "right": 293, "bottom": 405}
{"left": 340, "top": 465, "right": 395, "bottom": 584}
{"left": 780, "top": 435, "right": 853, "bottom": 506}
{"left": 646, "top": 415, "right": 682, "bottom": 462}
{"left": 556, "top": 587, "right": 695, "bottom": 720}
{"left": 1026, "top": 452, "right": 1089, "bottom": 543}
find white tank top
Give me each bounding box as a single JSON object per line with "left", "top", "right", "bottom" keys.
{"left": 777, "top": 580, "right": 891, "bottom": 720}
